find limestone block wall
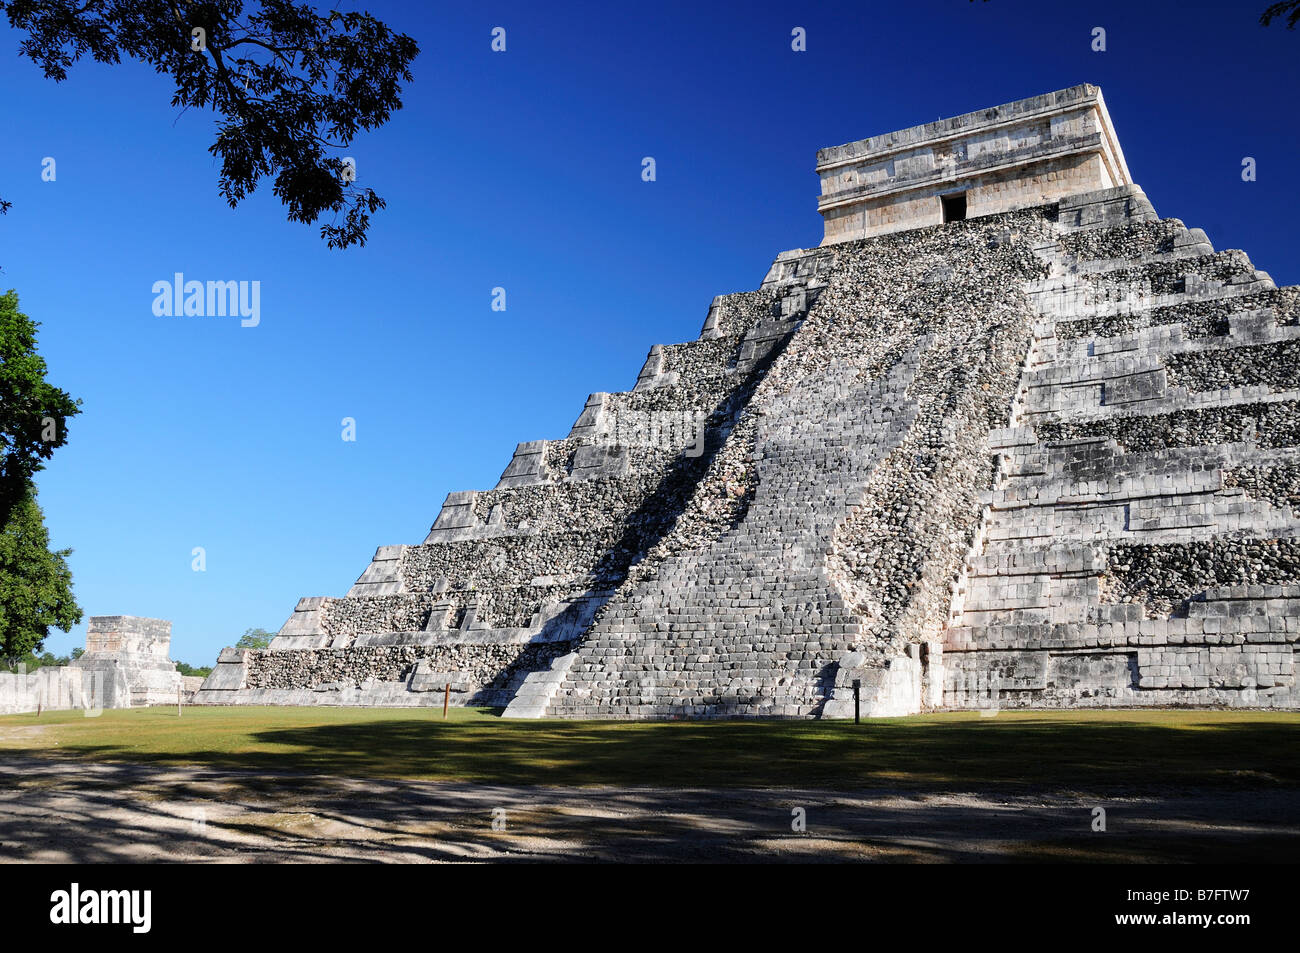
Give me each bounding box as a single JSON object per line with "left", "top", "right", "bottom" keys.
{"left": 75, "top": 615, "right": 182, "bottom": 706}
{"left": 822, "top": 153, "right": 1109, "bottom": 245}
{"left": 0, "top": 665, "right": 118, "bottom": 715}
{"left": 2, "top": 615, "right": 186, "bottom": 713}
{"left": 943, "top": 186, "right": 1300, "bottom": 709}
{"left": 818, "top": 85, "right": 1131, "bottom": 243}
{"left": 84, "top": 616, "right": 172, "bottom": 657}
{"left": 241, "top": 638, "right": 574, "bottom": 707}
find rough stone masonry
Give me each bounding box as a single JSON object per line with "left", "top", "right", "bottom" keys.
{"left": 196, "top": 84, "right": 1300, "bottom": 716}
{"left": 1, "top": 616, "right": 194, "bottom": 714}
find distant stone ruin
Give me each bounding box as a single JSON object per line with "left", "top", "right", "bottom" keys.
{"left": 75, "top": 616, "right": 189, "bottom": 707}
{"left": 196, "top": 84, "right": 1300, "bottom": 717}
{"left": 1, "top": 616, "right": 190, "bottom": 714}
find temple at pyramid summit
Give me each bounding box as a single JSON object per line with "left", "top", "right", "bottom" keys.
{"left": 197, "top": 84, "right": 1300, "bottom": 716}
{"left": 816, "top": 84, "right": 1133, "bottom": 241}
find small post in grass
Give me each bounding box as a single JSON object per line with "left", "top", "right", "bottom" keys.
{"left": 443, "top": 682, "right": 450, "bottom": 720}
{"left": 852, "top": 678, "right": 861, "bottom": 725}
{"left": 178, "top": 685, "right": 183, "bottom": 717}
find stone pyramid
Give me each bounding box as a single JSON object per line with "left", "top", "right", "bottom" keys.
{"left": 196, "top": 84, "right": 1300, "bottom": 717}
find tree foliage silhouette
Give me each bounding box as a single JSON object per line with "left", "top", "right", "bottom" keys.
{"left": 0, "top": 290, "right": 79, "bottom": 529}
{"left": 0, "top": 489, "right": 81, "bottom": 664}
{"left": 1261, "top": 2, "right": 1300, "bottom": 29}
{"left": 0, "top": 1, "right": 419, "bottom": 247}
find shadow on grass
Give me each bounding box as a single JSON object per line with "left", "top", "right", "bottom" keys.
{"left": 6, "top": 753, "right": 1297, "bottom": 864}
{"left": 5, "top": 713, "right": 1300, "bottom": 862}
{"left": 19, "top": 713, "right": 1300, "bottom": 793}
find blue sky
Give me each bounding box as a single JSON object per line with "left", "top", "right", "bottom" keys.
{"left": 1, "top": 0, "right": 1296, "bottom": 666}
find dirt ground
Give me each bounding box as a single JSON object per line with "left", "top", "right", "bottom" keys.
{"left": 2, "top": 754, "right": 1297, "bottom": 862}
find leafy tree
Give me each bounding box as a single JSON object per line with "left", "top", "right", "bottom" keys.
{"left": 176, "top": 661, "right": 213, "bottom": 677}
{"left": 236, "top": 626, "right": 274, "bottom": 649}
{"left": 1261, "top": 2, "right": 1300, "bottom": 28}
{"left": 0, "top": 290, "right": 80, "bottom": 529}
{"left": 1, "top": 649, "right": 72, "bottom": 673}
{"left": 0, "top": 490, "right": 81, "bottom": 666}
{"left": 0, "top": 1, "right": 419, "bottom": 247}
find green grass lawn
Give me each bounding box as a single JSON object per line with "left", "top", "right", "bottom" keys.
{"left": 2, "top": 706, "right": 1297, "bottom": 791}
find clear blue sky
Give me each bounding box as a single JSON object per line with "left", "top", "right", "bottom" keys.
{"left": 1, "top": 0, "right": 1296, "bottom": 667}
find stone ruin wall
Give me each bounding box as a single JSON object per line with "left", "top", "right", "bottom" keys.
{"left": 1, "top": 616, "right": 186, "bottom": 714}
{"left": 943, "top": 189, "right": 1300, "bottom": 710}
{"left": 0, "top": 666, "right": 109, "bottom": 716}
{"left": 243, "top": 641, "right": 573, "bottom": 707}
{"left": 83, "top": 616, "right": 172, "bottom": 656}
{"left": 817, "top": 84, "right": 1128, "bottom": 243}
{"left": 822, "top": 152, "right": 1107, "bottom": 245}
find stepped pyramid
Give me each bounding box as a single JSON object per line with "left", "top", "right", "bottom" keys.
{"left": 197, "top": 84, "right": 1300, "bottom": 716}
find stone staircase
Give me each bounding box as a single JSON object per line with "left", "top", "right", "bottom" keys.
{"left": 539, "top": 356, "right": 920, "bottom": 718}
{"left": 516, "top": 208, "right": 1058, "bottom": 717}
